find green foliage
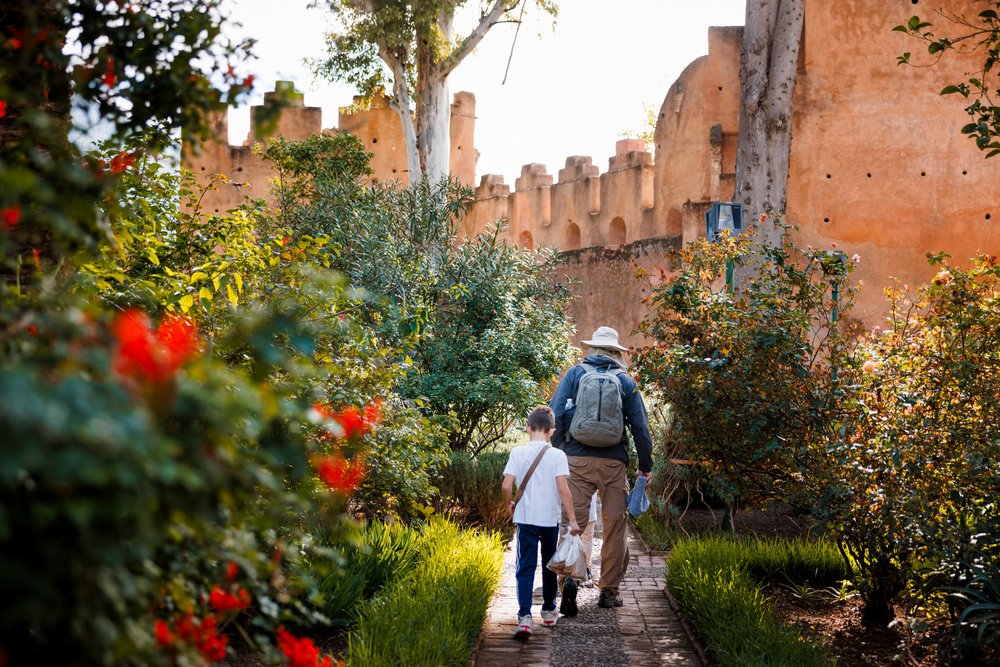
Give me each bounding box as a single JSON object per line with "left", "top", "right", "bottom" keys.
{"left": 634, "top": 227, "right": 857, "bottom": 510}
{"left": 262, "top": 140, "right": 576, "bottom": 453}
{"left": 667, "top": 536, "right": 843, "bottom": 667}
{"left": 435, "top": 451, "right": 511, "bottom": 533}
{"left": 345, "top": 518, "right": 505, "bottom": 667}
{"left": 801, "top": 253, "right": 1000, "bottom": 625}
{"left": 0, "top": 0, "right": 254, "bottom": 276}
{"left": 894, "top": 5, "right": 1000, "bottom": 157}
{"left": 302, "top": 521, "right": 423, "bottom": 624}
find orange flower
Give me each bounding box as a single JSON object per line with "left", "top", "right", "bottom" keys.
{"left": 313, "top": 453, "right": 365, "bottom": 494}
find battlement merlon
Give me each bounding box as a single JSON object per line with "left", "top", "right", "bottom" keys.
{"left": 476, "top": 174, "right": 511, "bottom": 199}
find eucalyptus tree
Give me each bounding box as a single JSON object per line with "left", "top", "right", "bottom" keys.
{"left": 310, "top": 0, "right": 557, "bottom": 184}
{"left": 734, "top": 0, "right": 805, "bottom": 247}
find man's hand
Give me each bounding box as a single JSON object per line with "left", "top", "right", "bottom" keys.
{"left": 508, "top": 500, "right": 515, "bottom": 517}
{"left": 639, "top": 470, "right": 653, "bottom": 483}
{"left": 568, "top": 520, "right": 581, "bottom": 536}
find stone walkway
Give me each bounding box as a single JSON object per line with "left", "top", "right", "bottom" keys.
{"left": 473, "top": 517, "right": 705, "bottom": 667}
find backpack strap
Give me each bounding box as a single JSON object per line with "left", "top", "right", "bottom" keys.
{"left": 512, "top": 445, "right": 550, "bottom": 511}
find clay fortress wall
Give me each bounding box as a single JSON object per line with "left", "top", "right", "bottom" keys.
{"left": 183, "top": 0, "right": 1000, "bottom": 345}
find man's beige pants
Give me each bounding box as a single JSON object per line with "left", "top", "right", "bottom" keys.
{"left": 564, "top": 456, "right": 629, "bottom": 596}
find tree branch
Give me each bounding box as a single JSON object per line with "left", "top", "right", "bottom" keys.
{"left": 377, "top": 43, "right": 422, "bottom": 179}
{"left": 439, "top": 0, "right": 518, "bottom": 78}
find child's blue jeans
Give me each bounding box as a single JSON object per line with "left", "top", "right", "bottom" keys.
{"left": 515, "top": 523, "right": 559, "bottom": 618}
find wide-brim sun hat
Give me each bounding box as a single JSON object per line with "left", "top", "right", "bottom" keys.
{"left": 581, "top": 326, "right": 628, "bottom": 352}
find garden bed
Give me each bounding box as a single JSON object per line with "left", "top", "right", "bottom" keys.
{"left": 768, "top": 585, "right": 947, "bottom": 667}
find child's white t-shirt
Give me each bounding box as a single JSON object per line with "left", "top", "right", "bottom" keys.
{"left": 504, "top": 441, "right": 570, "bottom": 527}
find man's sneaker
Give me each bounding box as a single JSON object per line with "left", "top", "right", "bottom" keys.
{"left": 512, "top": 614, "right": 532, "bottom": 640}
{"left": 559, "top": 578, "right": 578, "bottom": 617}
{"left": 597, "top": 589, "right": 624, "bottom": 608}
{"left": 541, "top": 609, "right": 558, "bottom": 627}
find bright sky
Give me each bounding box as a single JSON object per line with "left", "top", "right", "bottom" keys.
{"left": 222, "top": 1, "right": 747, "bottom": 184}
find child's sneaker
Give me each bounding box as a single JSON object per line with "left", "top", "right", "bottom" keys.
{"left": 512, "top": 614, "right": 532, "bottom": 640}
{"left": 541, "top": 609, "right": 558, "bottom": 627}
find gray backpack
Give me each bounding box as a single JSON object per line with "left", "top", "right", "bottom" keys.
{"left": 569, "top": 363, "right": 626, "bottom": 447}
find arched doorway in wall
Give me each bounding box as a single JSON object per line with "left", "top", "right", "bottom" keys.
{"left": 610, "top": 217, "right": 626, "bottom": 245}
{"left": 518, "top": 230, "right": 534, "bottom": 250}
{"left": 566, "top": 222, "right": 581, "bottom": 250}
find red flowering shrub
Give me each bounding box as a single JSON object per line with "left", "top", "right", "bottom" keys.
{"left": 112, "top": 310, "right": 199, "bottom": 383}
{"left": 155, "top": 611, "right": 228, "bottom": 663}
{"left": 208, "top": 585, "right": 251, "bottom": 614}
{"left": 313, "top": 453, "right": 366, "bottom": 495}
{"left": 276, "top": 627, "right": 340, "bottom": 667}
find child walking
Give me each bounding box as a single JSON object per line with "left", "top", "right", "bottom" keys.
{"left": 502, "top": 406, "right": 580, "bottom": 640}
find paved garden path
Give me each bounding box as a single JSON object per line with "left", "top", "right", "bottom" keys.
{"left": 473, "top": 514, "right": 706, "bottom": 667}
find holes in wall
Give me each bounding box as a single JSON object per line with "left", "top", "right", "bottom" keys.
{"left": 962, "top": 170, "right": 968, "bottom": 175}
{"left": 826, "top": 174, "right": 832, "bottom": 179}
{"left": 718, "top": 86, "right": 723, "bottom": 91}
{"left": 214, "top": 209, "right": 219, "bottom": 213}
{"left": 371, "top": 137, "right": 378, "bottom": 144}
{"left": 457, "top": 145, "right": 462, "bottom": 150}
{"left": 921, "top": 171, "right": 927, "bottom": 177}
{"left": 392, "top": 168, "right": 397, "bottom": 174}
{"left": 867, "top": 173, "right": 872, "bottom": 178}
{"left": 236, "top": 167, "right": 243, "bottom": 172}
{"left": 823, "top": 217, "right": 831, "bottom": 224}
{"left": 911, "top": 0, "right": 918, "bottom": 4}
{"left": 987, "top": 213, "right": 992, "bottom": 220}
{"left": 200, "top": 166, "right": 206, "bottom": 171}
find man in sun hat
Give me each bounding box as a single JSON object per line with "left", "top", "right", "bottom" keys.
{"left": 549, "top": 326, "right": 653, "bottom": 614}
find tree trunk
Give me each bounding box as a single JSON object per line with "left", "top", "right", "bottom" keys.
{"left": 735, "top": 0, "right": 805, "bottom": 248}
{"left": 416, "top": 73, "right": 451, "bottom": 184}
{"left": 414, "top": 8, "right": 455, "bottom": 184}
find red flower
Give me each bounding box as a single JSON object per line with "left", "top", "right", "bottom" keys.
{"left": 109, "top": 151, "right": 136, "bottom": 174}
{"left": 362, "top": 398, "right": 382, "bottom": 426}
{"left": 1, "top": 205, "right": 19, "bottom": 228}
{"left": 276, "top": 627, "right": 339, "bottom": 667}
{"left": 156, "top": 612, "right": 228, "bottom": 662}
{"left": 313, "top": 453, "right": 365, "bottom": 495}
{"left": 225, "top": 562, "right": 239, "bottom": 582}
{"left": 208, "top": 586, "right": 251, "bottom": 614}
{"left": 242, "top": 74, "right": 254, "bottom": 88}
{"left": 102, "top": 57, "right": 116, "bottom": 88}
{"left": 32, "top": 248, "right": 40, "bottom": 271}
{"left": 9, "top": 38, "right": 21, "bottom": 49}
{"left": 334, "top": 406, "right": 366, "bottom": 438}
{"left": 0, "top": 100, "right": 6, "bottom": 118}
{"left": 154, "top": 619, "right": 173, "bottom": 648}
{"left": 112, "top": 310, "right": 200, "bottom": 383}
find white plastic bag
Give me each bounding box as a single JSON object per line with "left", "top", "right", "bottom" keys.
{"left": 547, "top": 533, "right": 588, "bottom": 580}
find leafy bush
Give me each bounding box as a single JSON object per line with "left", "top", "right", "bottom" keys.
{"left": 262, "top": 138, "right": 577, "bottom": 453}
{"left": 635, "top": 228, "right": 857, "bottom": 518}
{"left": 667, "top": 536, "right": 844, "bottom": 667}
{"left": 435, "top": 451, "right": 510, "bottom": 533}
{"left": 793, "top": 253, "right": 1000, "bottom": 625}
{"left": 345, "top": 519, "right": 505, "bottom": 667}
{"left": 302, "top": 521, "right": 423, "bottom": 624}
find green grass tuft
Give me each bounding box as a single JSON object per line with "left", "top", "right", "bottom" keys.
{"left": 667, "top": 536, "right": 847, "bottom": 666}
{"left": 345, "top": 518, "right": 505, "bottom": 667}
